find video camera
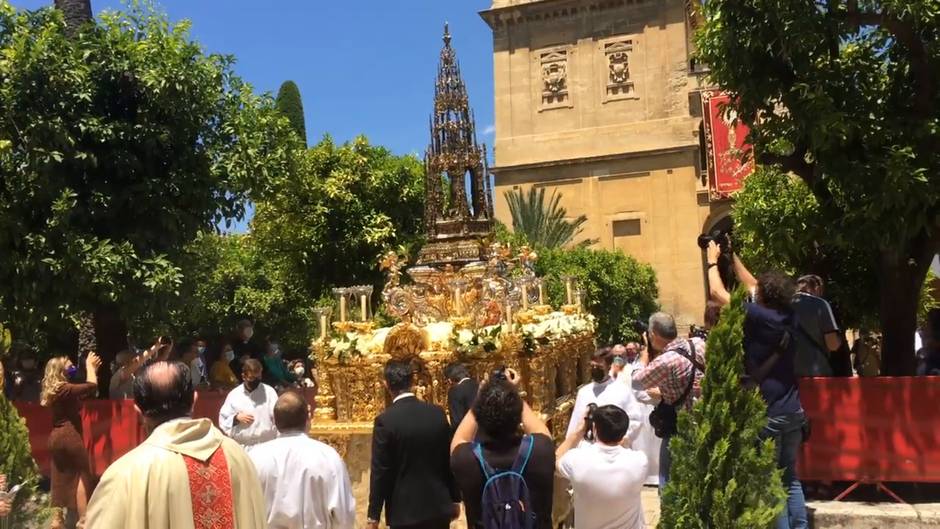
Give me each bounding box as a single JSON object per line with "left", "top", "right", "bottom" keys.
{"left": 697, "top": 229, "right": 732, "bottom": 253}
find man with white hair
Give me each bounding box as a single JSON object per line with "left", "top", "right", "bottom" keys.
{"left": 632, "top": 312, "right": 705, "bottom": 492}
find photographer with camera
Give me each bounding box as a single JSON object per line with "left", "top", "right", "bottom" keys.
{"left": 706, "top": 241, "right": 808, "bottom": 529}
{"left": 631, "top": 313, "right": 706, "bottom": 493}
{"left": 556, "top": 405, "right": 648, "bottom": 529}
{"left": 450, "top": 368, "right": 555, "bottom": 529}
{"left": 567, "top": 348, "right": 644, "bottom": 448}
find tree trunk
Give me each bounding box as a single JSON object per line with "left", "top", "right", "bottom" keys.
{"left": 878, "top": 246, "right": 933, "bottom": 376}
{"left": 53, "top": 0, "right": 93, "bottom": 36}
{"left": 91, "top": 305, "right": 128, "bottom": 398}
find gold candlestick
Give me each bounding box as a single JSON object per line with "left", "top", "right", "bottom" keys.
{"left": 538, "top": 283, "right": 545, "bottom": 305}
{"left": 320, "top": 315, "right": 328, "bottom": 341}
{"left": 360, "top": 294, "right": 368, "bottom": 322}
{"left": 339, "top": 296, "right": 347, "bottom": 322}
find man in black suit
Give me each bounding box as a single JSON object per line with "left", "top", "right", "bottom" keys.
{"left": 367, "top": 361, "right": 460, "bottom": 529}
{"left": 444, "top": 362, "right": 478, "bottom": 432}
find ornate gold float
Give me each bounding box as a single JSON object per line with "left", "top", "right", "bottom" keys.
{"left": 307, "top": 30, "right": 595, "bottom": 525}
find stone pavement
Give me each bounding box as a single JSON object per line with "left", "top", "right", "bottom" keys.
{"left": 640, "top": 487, "right": 940, "bottom": 528}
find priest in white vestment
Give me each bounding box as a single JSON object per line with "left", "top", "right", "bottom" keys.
{"left": 250, "top": 391, "right": 356, "bottom": 529}
{"left": 567, "top": 348, "right": 645, "bottom": 447}
{"left": 86, "top": 361, "right": 266, "bottom": 529}
{"left": 219, "top": 358, "right": 278, "bottom": 452}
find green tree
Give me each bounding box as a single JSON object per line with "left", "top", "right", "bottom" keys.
{"left": 696, "top": 1, "right": 940, "bottom": 374}
{"left": 505, "top": 187, "right": 593, "bottom": 249}
{"left": 0, "top": 324, "right": 43, "bottom": 527}
{"left": 661, "top": 289, "right": 785, "bottom": 528}
{"left": 535, "top": 246, "right": 659, "bottom": 343}
{"left": 250, "top": 135, "right": 425, "bottom": 312}
{"left": 734, "top": 168, "right": 938, "bottom": 332}
{"left": 0, "top": 3, "right": 299, "bottom": 361}
{"left": 276, "top": 80, "right": 307, "bottom": 144}
{"left": 161, "top": 232, "right": 316, "bottom": 355}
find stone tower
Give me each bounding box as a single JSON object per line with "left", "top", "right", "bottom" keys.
{"left": 418, "top": 24, "right": 494, "bottom": 267}
{"left": 480, "top": 0, "right": 722, "bottom": 329}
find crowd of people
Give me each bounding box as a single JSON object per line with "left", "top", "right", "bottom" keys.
{"left": 3, "top": 239, "right": 939, "bottom": 529}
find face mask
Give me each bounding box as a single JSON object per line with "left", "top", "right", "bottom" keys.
{"left": 293, "top": 366, "right": 305, "bottom": 376}
{"left": 590, "top": 366, "right": 607, "bottom": 383}
{"left": 22, "top": 359, "right": 36, "bottom": 370}
{"left": 244, "top": 329, "right": 254, "bottom": 340}
{"left": 245, "top": 379, "right": 261, "bottom": 392}
{"left": 197, "top": 346, "right": 206, "bottom": 355}
{"left": 224, "top": 350, "right": 235, "bottom": 362}
{"left": 65, "top": 365, "right": 79, "bottom": 379}
{"left": 270, "top": 345, "right": 280, "bottom": 356}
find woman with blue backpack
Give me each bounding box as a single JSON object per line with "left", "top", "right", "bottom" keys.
{"left": 450, "top": 368, "right": 555, "bottom": 529}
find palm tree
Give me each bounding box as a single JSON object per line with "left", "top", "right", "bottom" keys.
{"left": 54, "top": 0, "right": 93, "bottom": 36}
{"left": 504, "top": 187, "right": 594, "bottom": 249}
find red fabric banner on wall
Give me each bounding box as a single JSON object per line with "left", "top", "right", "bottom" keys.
{"left": 701, "top": 90, "right": 754, "bottom": 198}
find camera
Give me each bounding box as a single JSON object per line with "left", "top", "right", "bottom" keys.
{"left": 631, "top": 319, "right": 648, "bottom": 335}
{"left": 697, "top": 229, "right": 732, "bottom": 252}
{"left": 584, "top": 403, "right": 598, "bottom": 441}
{"left": 689, "top": 324, "right": 708, "bottom": 341}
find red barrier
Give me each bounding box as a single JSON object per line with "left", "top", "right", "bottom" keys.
{"left": 14, "top": 380, "right": 940, "bottom": 486}
{"left": 15, "top": 388, "right": 314, "bottom": 477}
{"left": 797, "top": 376, "right": 940, "bottom": 485}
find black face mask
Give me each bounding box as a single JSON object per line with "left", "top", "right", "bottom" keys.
{"left": 590, "top": 366, "right": 607, "bottom": 383}
{"left": 245, "top": 379, "right": 261, "bottom": 392}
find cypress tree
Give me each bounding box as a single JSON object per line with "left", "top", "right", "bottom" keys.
{"left": 276, "top": 80, "right": 307, "bottom": 144}
{"left": 0, "top": 325, "right": 42, "bottom": 526}
{"left": 660, "top": 289, "right": 786, "bottom": 528}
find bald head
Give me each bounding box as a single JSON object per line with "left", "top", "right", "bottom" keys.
{"left": 133, "top": 361, "right": 194, "bottom": 427}
{"left": 274, "top": 391, "right": 309, "bottom": 433}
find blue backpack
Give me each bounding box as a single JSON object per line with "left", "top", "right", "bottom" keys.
{"left": 472, "top": 434, "right": 537, "bottom": 529}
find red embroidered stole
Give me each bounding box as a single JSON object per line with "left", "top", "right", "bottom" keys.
{"left": 182, "top": 446, "right": 236, "bottom": 529}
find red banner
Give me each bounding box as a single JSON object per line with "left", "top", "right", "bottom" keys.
{"left": 701, "top": 90, "right": 754, "bottom": 198}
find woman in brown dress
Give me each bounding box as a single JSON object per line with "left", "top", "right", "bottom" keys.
{"left": 40, "top": 352, "right": 101, "bottom": 529}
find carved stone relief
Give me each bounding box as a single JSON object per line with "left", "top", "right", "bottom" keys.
{"left": 539, "top": 49, "right": 570, "bottom": 108}
{"left": 605, "top": 40, "right": 636, "bottom": 99}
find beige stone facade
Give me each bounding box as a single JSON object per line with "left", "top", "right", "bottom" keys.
{"left": 481, "top": 0, "right": 728, "bottom": 329}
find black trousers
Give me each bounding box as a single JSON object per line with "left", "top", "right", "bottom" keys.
{"left": 392, "top": 517, "right": 451, "bottom": 529}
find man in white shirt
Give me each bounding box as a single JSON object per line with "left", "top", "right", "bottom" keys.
{"left": 219, "top": 358, "right": 278, "bottom": 452}
{"left": 567, "top": 348, "right": 644, "bottom": 447}
{"left": 557, "top": 405, "right": 649, "bottom": 529}
{"left": 250, "top": 391, "right": 356, "bottom": 529}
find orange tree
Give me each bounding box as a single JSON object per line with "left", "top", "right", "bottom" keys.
{"left": 696, "top": 0, "right": 940, "bottom": 374}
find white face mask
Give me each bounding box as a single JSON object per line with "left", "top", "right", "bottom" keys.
{"left": 224, "top": 350, "right": 235, "bottom": 362}
{"left": 293, "top": 366, "right": 305, "bottom": 376}
{"left": 197, "top": 346, "right": 206, "bottom": 355}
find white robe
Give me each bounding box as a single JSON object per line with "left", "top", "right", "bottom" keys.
{"left": 85, "top": 417, "right": 267, "bottom": 529}
{"left": 566, "top": 377, "right": 645, "bottom": 448}
{"left": 219, "top": 383, "right": 279, "bottom": 450}
{"left": 249, "top": 432, "right": 356, "bottom": 529}
{"left": 617, "top": 364, "right": 661, "bottom": 486}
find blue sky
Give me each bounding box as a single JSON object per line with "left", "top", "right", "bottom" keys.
{"left": 12, "top": 0, "right": 497, "bottom": 229}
